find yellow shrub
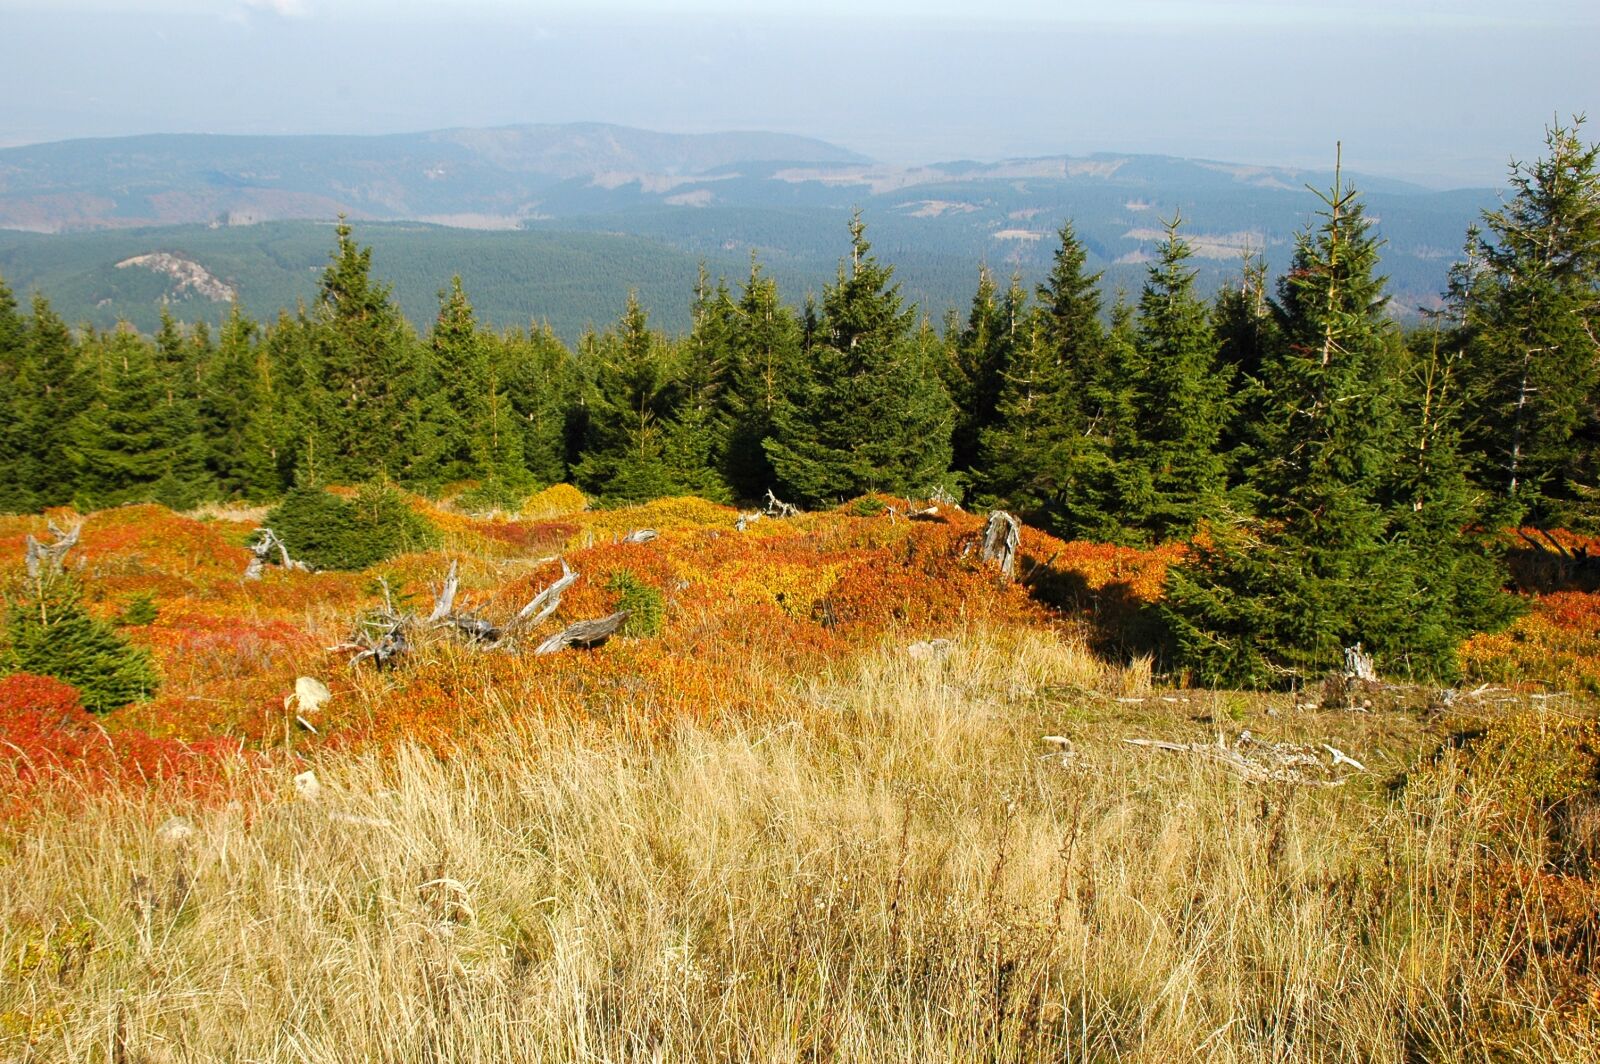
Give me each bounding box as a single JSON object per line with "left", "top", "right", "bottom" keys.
{"left": 521, "top": 483, "right": 588, "bottom": 520}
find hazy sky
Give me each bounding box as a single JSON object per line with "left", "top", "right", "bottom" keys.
{"left": 2, "top": 0, "right": 1595, "bottom": 185}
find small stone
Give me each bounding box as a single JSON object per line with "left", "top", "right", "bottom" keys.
{"left": 293, "top": 769, "right": 322, "bottom": 801}
{"left": 293, "top": 676, "right": 332, "bottom": 715}
{"left": 156, "top": 816, "right": 195, "bottom": 846}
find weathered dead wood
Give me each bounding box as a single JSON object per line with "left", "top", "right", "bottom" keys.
{"left": 1515, "top": 528, "right": 1548, "bottom": 555}
{"left": 764, "top": 489, "right": 799, "bottom": 519}
{"left": 332, "top": 618, "right": 410, "bottom": 669}
{"left": 619, "top": 528, "right": 659, "bottom": 545}
{"left": 1020, "top": 549, "right": 1062, "bottom": 587}
{"left": 244, "top": 527, "right": 305, "bottom": 580}
{"left": 328, "top": 579, "right": 411, "bottom": 668}
{"left": 1121, "top": 730, "right": 1362, "bottom": 786}
{"left": 1342, "top": 643, "right": 1377, "bottom": 683}
{"left": 451, "top": 615, "right": 504, "bottom": 644}
{"left": 735, "top": 511, "right": 763, "bottom": 531}
{"left": 25, "top": 521, "right": 82, "bottom": 578}
{"left": 887, "top": 503, "right": 941, "bottom": 522}
{"left": 425, "top": 560, "right": 461, "bottom": 623}
{"left": 1536, "top": 527, "right": 1574, "bottom": 560}
{"left": 980, "top": 510, "right": 1021, "bottom": 579}
{"left": 421, "top": 558, "right": 503, "bottom": 644}
{"left": 337, "top": 557, "right": 586, "bottom": 665}
{"left": 507, "top": 559, "right": 578, "bottom": 635}
{"left": 534, "top": 610, "right": 630, "bottom": 655}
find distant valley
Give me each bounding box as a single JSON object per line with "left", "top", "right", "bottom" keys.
{"left": 0, "top": 123, "right": 1495, "bottom": 335}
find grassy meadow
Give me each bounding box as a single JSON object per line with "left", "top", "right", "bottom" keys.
{"left": 2, "top": 492, "right": 1598, "bottom": 1061}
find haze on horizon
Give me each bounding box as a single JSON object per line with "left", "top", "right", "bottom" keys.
{"left": 1, "top": 0, "right": 1596, "bottom": 188}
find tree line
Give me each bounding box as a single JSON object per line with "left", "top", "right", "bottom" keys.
{"left": 2, "top": 120, "right": 1597, "bottom": 686}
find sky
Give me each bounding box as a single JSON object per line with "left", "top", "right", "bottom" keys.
{"left": 1, "top": 0, "right": 1595, "bottom": 186}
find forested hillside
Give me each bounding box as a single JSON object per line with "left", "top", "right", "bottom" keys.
{"left": 2, "top": 121, "right": 1597, "bottom": 686}
{"left": 0, "top": 123, "right": 1498, "bottom": 332}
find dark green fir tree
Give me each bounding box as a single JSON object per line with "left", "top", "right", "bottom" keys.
{"left": 1118, "top": 216, "right": 1231, "bottom": 542}
{"left": 304, "top": 220, "right": 422, "bottom": 485}
{"left": 1454, "top": 117, "right": 1600, "bottom": 527}
{"left": 573, "top": 294, "right": 682, "bottom": 502}
{"left": 71, "top": 326, "right": 209, "bottom": 509}
{"left": 979, "top": 221, "right": 1104, "bottom": 531}
{"left": 1163, "top": 157, "right": 1486, "bottom": 685}
{"left": 500, "top": 323, "right": 573, "bottom": 489}
{"left": 10, "top": 295, "right": 92, "bottom": 510}
{"left": 0, "top": 275, "right": 28, "bottom": 513}
{"left": 199, "top": 305, "right": 282, "bottom": 499}
{"left": 766, "top": 213, "right": 952, "bottom": 504}
{"left": 723, "top": 257, "right": 802, "bottom": 500}
{"left": 943, "top": 266, "right": 1022, "bottom": 482}
{"left": 663, "top": 268, "right": 737, "bottom": 502}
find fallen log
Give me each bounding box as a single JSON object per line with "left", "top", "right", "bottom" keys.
{"left": 328, "top": 579, "right": 410, "bottom": 668}
{"left": 764, "top": 489, "right": 799, "bottom": 519}
{"left": 887, "top": 503, "right": 941, "bottom": 522}
{"left": 451, "top": 614, "right": 504, "bottom": 644}
{"left": 506, "top": 559, "right": 578, "bottom": 635}
{"left": 1121, "top": 730, "right": 1362, "bottom": 787}
{"left": 619, "top": 528, "right": 659, "bottom": 544}
{"left": 534, "top": 610, "right": 630, "bottom": 655}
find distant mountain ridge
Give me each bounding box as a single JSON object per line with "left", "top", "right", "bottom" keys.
{"left": 0, "top": 122, "right": 1500, "bottom": 333}
{"left": 0, "top": 122, "right": 1463, "bottom": 235}
{"left": 0, "top": 123, "right": 871, "bottom": 232}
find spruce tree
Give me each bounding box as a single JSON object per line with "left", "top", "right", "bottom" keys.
{"left": 663, "top": 269, "right": 736, "bottom": 502}
{"left": 3, "top": 567, "right": 159, "bottom": 713}
{"left": 573, "top": 294, "right": 682, "bottom": 502}
{"left": 723, "top": 257, "right": 802, "bottom": 500}
{"left": 1212, "top": 250, "right": 1278, "bottom": 473}
{"left": 1163, "top": 159, "right": 1469, "bottom": 685}
{"left": 10, "top": 295, "right": 91, "bottom": 510}
{"left": 0, "top": 276, "right": 26, "bottom": 512}
{"left": 979, "top": 221, "right": 1104, "bottom": 531}
{"left": 1056, "top": 296, "right": 1139, "bottom": 540}
{"left": 304, "top": 220, "right": 421, "bottom": 485}
{"left": 1118, "top": 217, "right": 1230, "bottom": 542}
{"left": 260, "top": 310, "right": 314, "bottom": 489}
{"left": 1455, "top": 117, "right": 1600, "bottom": 527}
{"left": 71, "top": 326, "right": 209, "bottom": 509}
{"left": 765, "top": 214, "right": 952, "bottom": 504}
{"left": 200, "top": 305, "right": 281, "bottom": 499}
{"left": 501, "top": 323, "right": 572, "bottom": 489}
{"left": 943, "top": 266, "right": 1021, "bottom": 481}
{"left": 1388, "top": 331, "right": 1521, "bottom": 659}
{"left": 411, "top": 277, "right": 532, "bottom": 506}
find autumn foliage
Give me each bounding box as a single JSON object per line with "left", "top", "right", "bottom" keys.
{"left": 0, "top": 490, "right": 1592, "bottom": 822}
{"left": 0, "top": 673, "right": 250, "bottom": 821}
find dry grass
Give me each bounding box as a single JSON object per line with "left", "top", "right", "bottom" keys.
{"left": 3, "top": 630, "right": 1597, "bottom": 1062}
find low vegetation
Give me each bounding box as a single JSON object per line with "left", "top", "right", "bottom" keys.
{"left": 0, "top": 491, "right": 1595, "bottom": 1059}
